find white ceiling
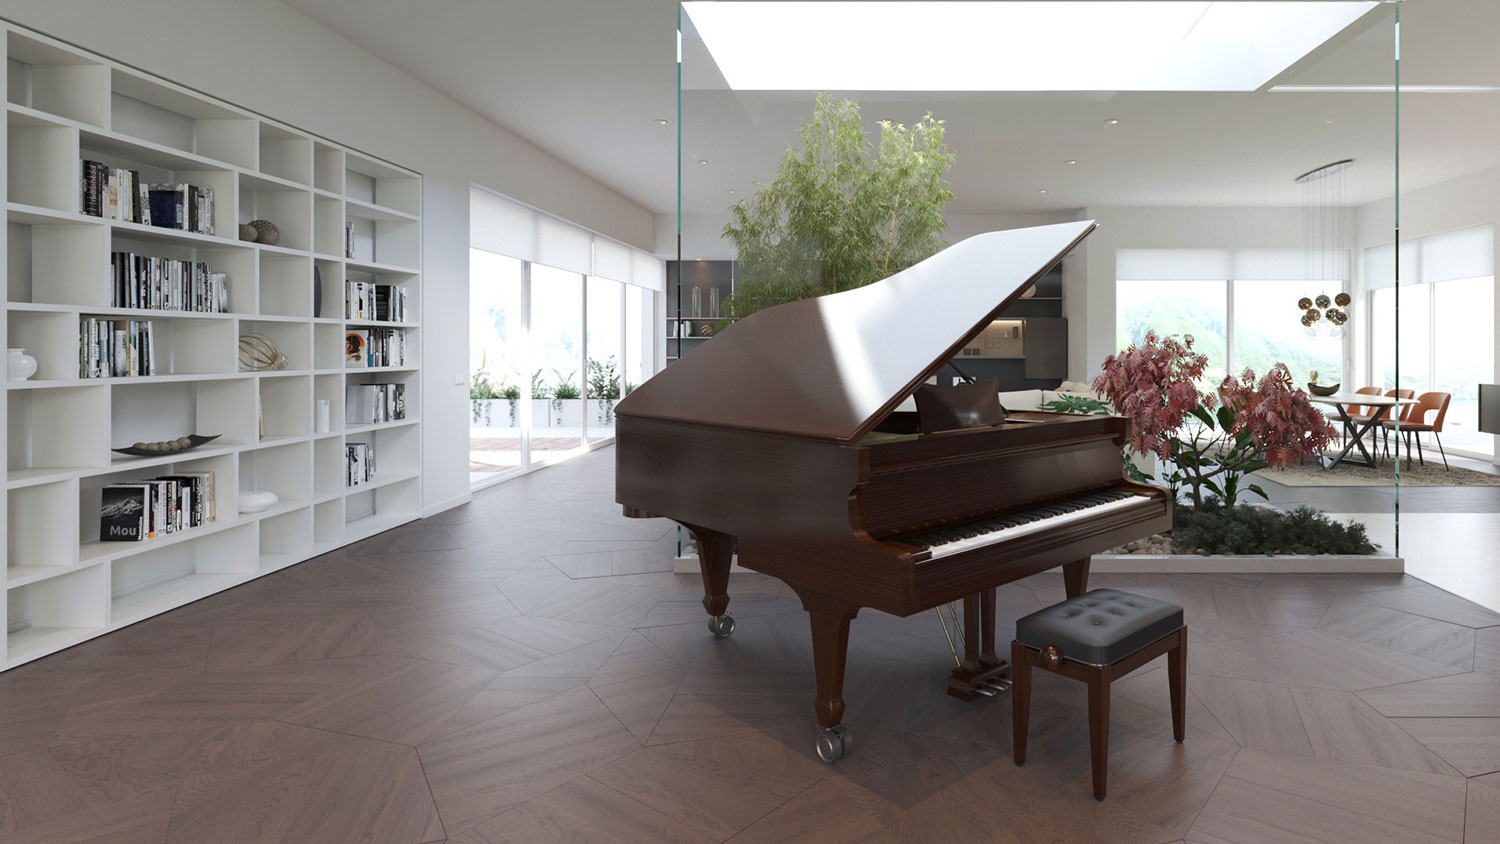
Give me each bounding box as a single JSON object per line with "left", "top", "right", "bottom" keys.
{"left": 280, "top": 0, "right": 1500, "bottom": 220}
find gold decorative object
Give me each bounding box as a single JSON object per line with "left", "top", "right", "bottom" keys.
{"left": 1326, "top": 307, "right": 1348, "bottom": 326}
{"left": 1040, "top": 646, "right": 1062, "bottom": 670}
{"left": 248, "top": 219, "right": 280, "bottom": 246}
{"left": 1304, "top": 308, "right": 1322, "bottom": 322}
{"left": 1334, "top": 291, "right": 1351, "bottom": 307}
{"left": 1315, "top": 294, "right": 1331, "bottom": 309}
{"left": 1300, "top": 313, "right": 1314, "bottom": 327}
{"left": 699, "top": 324, "right": 714, "bottom": 336}
{"left": 238, "top": 222, "right": 258, "bottom": 242}
{"left": 239, "top": 333, "right": 289, "bottom": 371}
{"left": 1297, "top": 297, "right": 1313, "bottom": 310}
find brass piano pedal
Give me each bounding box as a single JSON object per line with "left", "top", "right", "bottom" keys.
{"left": 981, "top": 677, "right": 1013, "bottom": 694}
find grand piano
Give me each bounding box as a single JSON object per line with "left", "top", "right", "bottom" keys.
{"left": 615, "top": 221, "right": 1170, "bottom": 762}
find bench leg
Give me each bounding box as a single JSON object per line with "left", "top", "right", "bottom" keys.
{"left": 1011, "top": 641, "right": 1031, "bottom": 766}
{"left": 1088, "top": 670, "right": 1110, "bottom": 801}
{"left": 1168, "top": 630, "right": 1187, "bottom": 743}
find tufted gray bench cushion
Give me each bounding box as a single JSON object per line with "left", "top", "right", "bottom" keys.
{"left": 1015, "top": 588, "right": 1184, "bottom": 666}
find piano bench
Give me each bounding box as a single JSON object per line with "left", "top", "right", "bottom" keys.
{"left": 1010, "top": 588, "right": 1186, "bottom": 800}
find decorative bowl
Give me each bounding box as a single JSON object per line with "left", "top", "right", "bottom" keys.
{"left": 239, "top": 490, "right": 279, "bottom": 513}
{"left": 112, "top": 434, "right": 221, "bottom": 457}
{"left": 1307, "top": 382, "right": 1340, "bottom": 397}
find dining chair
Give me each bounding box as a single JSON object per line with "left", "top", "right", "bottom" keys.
{"left": 1342, "top": 386, "right": 1384, "bottom": 442}
{"left": 1382, "top": 391, "right": 1451, "bottom": 469}
{"left": 1377, "top": 389, "right": 1418, "bottom": 460}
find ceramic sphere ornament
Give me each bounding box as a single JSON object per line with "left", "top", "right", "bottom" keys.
{"left": 7, "top": 348, "right": 37, "bottom": 381}
{"left": 238, "top": 222, "right": 258, "bottom": 242}
{"left": 248, "top": 219, "right": 280, "bottom": 246}
{"left": 239, "top": 490, "right": 279, "bottom": 514}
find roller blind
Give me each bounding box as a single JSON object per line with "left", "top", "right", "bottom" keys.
{"left": 1363, "top": 224, "right": 1493, "bottom": 290}
{"left": 470, "top": 185, "right": 661, "bottom": 288}
{"left": 593, "top": 237, "right": 634, "bottom": 285}
{"left": 1117, "top": 248, "right": 1349, "bottom": 281}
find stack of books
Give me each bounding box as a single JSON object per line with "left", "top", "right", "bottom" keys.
{"left": 99, "top": 472, "right": 216, "bottom": 542}
{"left": 346, "top": 383, "right": 406, "bottom": 425}
{"left": 345, "top": 281, "right": 409, "bottom": 322}
{"left": 344, "top": 328, "right": 408, "bottom": 368}
{"left": 81, "top": 160, "right": 216, "bottom": 235}
{"left": 346, "top": 442, "right": 375, "bottom": 487}
{"left": 80, "top": 317, "right": 156, "bottom": 378}
{"left": 112, "top": 252, "right": 228, "bottom": 312}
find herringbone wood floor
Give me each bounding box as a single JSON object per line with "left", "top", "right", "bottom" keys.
{"left": 3, "top": 446, "right": 1500, "bottom": 843}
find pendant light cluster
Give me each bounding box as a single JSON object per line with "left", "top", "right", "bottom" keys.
{"left": 1295, "top": 158, "right": 1354, "bottom": 338}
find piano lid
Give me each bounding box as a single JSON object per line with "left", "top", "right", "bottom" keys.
{"left": 617, "top": 220, "right": 1096, "bottom": 445}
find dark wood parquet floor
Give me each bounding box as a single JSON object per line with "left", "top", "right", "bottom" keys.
{"left": 3, "top": 447, "right": 1500, "bottom": 843}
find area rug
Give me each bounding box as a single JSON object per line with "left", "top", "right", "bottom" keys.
{"left": 1254, "top": 457, "right": 1500, "bottom": 487}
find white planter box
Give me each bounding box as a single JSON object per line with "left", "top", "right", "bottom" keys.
{"left": 470, "top": 398, "right": 518, "bottom": 427}
{"left": 549, "top": 398, "right": 582, "bottom": 428}
{"left": 530, "top": 399, "right": 553, "bottom": 427}
{"left": 587, "top": 398, "right": 618, "bottom": 427}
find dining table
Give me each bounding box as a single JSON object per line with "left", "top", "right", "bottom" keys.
{"left": 1307, "top": 393, "right": 1418, "bottom": 469}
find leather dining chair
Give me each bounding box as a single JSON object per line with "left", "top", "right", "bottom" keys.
{"left": 1341, "top": 386, "right": 1384, "bottom": 442}
{"left": 1383, "top": 391, "right": 1451, "bottom": 469}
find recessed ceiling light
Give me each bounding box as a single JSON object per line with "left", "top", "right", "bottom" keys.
{"left": 655, "top": 118, "right": 669, "bottom": 125}
{"left": 1104, "top": 118, "right": 1119, "bottom": 125}
{"left": 697, "top": 159, "right": 708, "bottom": 165}
{"left": 1036, "top": 189, "right": 1047, "bottom": 194}
{"left": 683, "top": 2, "right": 1378, "bottom": 92}
{"left": 752, "top": 179, "right": 763, "bottom": 185}
{"left": 727, "top": 189, "right": 736, "bottom": 194}
{"left": 1064, "top": 159, "right": 1078, "bottom": 165}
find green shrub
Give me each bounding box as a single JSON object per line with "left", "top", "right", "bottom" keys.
{"left": 1038, "top": 395, "right": 1111, "bottom": 415}
{"left": 1167, "top": 501, "right": 1377, "bottom": 556}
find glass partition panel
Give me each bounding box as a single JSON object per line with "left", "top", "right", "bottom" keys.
{"left": 679, "top": 1, "right": 1401, "bottom": 557}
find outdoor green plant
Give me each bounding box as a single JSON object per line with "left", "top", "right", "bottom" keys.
{"left": 551, "top": 370, "right": 580, "bottom": 427}
{"left": 529, "top": 369, "right": 550, "bottom": 400}
{"left": 469, "top": 371, "right": 499, "bottom": 401}
{"left": 587, "top": 356, "right": 621, "bottom": 425}
{"left": 719, "top": 94, "right": 955, "bottom": 324}
{"left": 500, "top": 383, "right": 520, "bottom": 425}
{"left": 1167, "top": 501, "right": 1376, "bottom": 556}
{"left": 1038, "top": 395, "right": 1111, "bottom": 415}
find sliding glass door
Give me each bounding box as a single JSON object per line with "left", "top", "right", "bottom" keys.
{"left": 530, "top": 263, "right": 587, "bottom": 466}
{"left": 585, "top": 276, "right": 624, "bottom": 444}
{"left": 469, "top": 250, "right": 526, "bottom": 483}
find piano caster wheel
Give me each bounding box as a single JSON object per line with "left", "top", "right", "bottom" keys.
{"left": 816, "top": 725, "right": 852, "bottom": 763}
{"left": 708, "top": 613, "right": 736, "bottom": 638}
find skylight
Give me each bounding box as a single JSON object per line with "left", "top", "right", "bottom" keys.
{"left": 682, "top": 1, "right": 1379, "bottom": 92}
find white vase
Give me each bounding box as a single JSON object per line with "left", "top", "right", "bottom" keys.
{"left": 8, "top": 348, "right": 37, "bottom": 381}
{"left": 239, "top": 490, "right": 279, "bottom": 513}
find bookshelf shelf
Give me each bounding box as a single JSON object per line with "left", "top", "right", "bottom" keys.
{"left": 1, "top": 22, "right": 425, "bottom": 671}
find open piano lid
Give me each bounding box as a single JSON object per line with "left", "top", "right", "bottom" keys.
{"left": 618, "top": 220, "right": 1097, "bottom": 445}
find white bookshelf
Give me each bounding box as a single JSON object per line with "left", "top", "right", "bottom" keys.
{"left": 2, "top": 24, "right": 424, "bottom": 670}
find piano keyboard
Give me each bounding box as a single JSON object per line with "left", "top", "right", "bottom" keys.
{"left": 903, "top": 491, "right": 1152, "bottom": 562}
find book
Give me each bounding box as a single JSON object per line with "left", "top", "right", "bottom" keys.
{"left": 100, "top": 484, "right": 150, "bottom": 541}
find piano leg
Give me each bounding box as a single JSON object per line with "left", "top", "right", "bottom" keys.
{"left": 796, "top": 590, "right": 859, "bottom": 762}
{"left": 947, "top": 588, "right": 1011, "bottom": 701}
{"left": 1063, "top": 557, "right": 1092, "bottom": 598}
{"left": 685, "top": 523, "right": 736, "bottom": 637}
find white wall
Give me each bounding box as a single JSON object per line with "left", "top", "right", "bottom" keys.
{"left": 1357, "top": 165, "right": 1500, "bottom": 461}
{"left": 1, "top": 0, "right": 657, "bottom": 514}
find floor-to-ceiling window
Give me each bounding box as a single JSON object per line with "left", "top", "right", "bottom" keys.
{"left": 469, "top": 249, "right": 526, "bottom": 484}
{"left": 1367, "top": 227, "right": 1495, "bottom": 458}
{"left": 585, "top": 276, "right": 624, "bottom": 444}
{"left": 1114, "top": 279, "right": 1229, "bottom": 387}
{"left": 529, "top": 263, "right": 588, "bottom": 466}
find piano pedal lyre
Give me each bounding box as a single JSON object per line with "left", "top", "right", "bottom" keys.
{"left": 940, "top": 594, "right": 1011, "bottom": 701}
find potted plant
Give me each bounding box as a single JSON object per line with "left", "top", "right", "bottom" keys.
{"left": 470, "top": 371, "right": 499, "bottom": 426}
{"left": 587, "top": 355, "right": 621, "bottom": 427}
{"left": 719, "top": 94, "right": 956, "bottom": 323}
{"left": 551, "top": 369, "right": 581, "bottom": 429}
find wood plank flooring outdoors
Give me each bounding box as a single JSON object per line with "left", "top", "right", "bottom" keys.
{"left": 2, "top": 446, "right": 1499, "bottom": 843}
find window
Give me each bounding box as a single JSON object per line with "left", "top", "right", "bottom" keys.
{"left": 1116, "top": 278, "right": 1350, "bottom": 389}
{"left": 469, "top": 250, "right": 525, "bottom": 482}
{"left": 585, "top": 276, "right": 624, "bottom": 443}
{"left": 1115, "top": 280, "right": 1228, "bottom": 386}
